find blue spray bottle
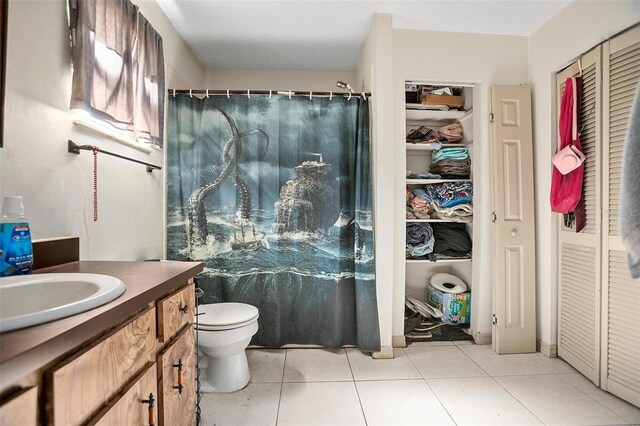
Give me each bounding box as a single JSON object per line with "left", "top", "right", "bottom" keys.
{"left": 0, "top": 196, "right": 33, "bottom": 276}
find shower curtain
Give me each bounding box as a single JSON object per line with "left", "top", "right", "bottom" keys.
{"left": 166, "top": 93, "right": 380, "bottom": 351}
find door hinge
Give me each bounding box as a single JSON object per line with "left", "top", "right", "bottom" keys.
{"left": 492, "top": 314, "right": 497, "bottom": 325}
{"left": 492, "top": 212, "right": 497, "bottom": 223}
{"left": 489, "top": 112, "right": 495, "bottom": 123}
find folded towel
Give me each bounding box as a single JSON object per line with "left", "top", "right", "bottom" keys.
{"left": 439, "top": 123, "right": 464, "bottom": 142}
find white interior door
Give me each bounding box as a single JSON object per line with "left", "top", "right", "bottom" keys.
{"left": 601, "top": 26, "right": 640, "bottom": 407}
{"left": 556, "top": 47, "right": 602, "bottom": 385}
{"left": 490, "top": 85, "right": 537, "bottom": 354}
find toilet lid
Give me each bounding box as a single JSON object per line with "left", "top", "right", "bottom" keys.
{"left": 197, "top": 303, "right": 259, "bottom": 328}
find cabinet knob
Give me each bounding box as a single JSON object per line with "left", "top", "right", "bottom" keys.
{"left": 141, "top": 393, "right": 155, "bottom": 426}
{"left": 179, "top": 304, "right": 190, "bottom": 314}
{"left": 173, "top": 358, "right": 184, "bottom": 394}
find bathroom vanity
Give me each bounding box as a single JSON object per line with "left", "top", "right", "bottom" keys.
{"left": 0, "top": 260, "right": 203, "bottom": 425}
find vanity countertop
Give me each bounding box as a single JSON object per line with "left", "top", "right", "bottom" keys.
{"left": 0, "top": 261, "right": 203, "bottom": 385}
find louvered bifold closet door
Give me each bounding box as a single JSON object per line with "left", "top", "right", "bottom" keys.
{"left": 556, "top": 46, "right": 602, "bottom": 385}
{"left": 601, "top": 26, "right": 640, "bottom": 407}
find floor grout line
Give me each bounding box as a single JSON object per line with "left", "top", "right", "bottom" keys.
{"left": 345, "top": 348, "right": 368, "bottom": 426}
{"left": 488, "top": 375, "right": 547, "bottom": 425}
{"left": 402, "top": 347, "right": 458, "bottom": 425}
{"left": 274, "top": 349, "right": 287, "bottom": 426}
{"left": 555, "top": 372, "right": 635, "bottom": 424}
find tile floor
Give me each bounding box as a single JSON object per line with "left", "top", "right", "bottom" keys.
{"left": 199, "top": 342, "right": 640, "bottom": 426}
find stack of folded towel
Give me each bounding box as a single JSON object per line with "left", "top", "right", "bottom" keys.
{"left": 406, "top": 182, "right": 473, "bottom": 222}
{"left": 406, "top": 223, "right": 435, "bottom": 260}
{"left": 430, "top": 147, "right": 471, "bottom": 178}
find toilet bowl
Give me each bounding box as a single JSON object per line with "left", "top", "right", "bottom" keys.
{"left": 196, "top": 302, "right": 259, "bottom": 393}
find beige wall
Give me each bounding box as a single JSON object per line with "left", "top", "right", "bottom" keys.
{"left": 529, "top": 0, "right": 640, "bottom": 349}
{"left": 0, "top": 0, "right": 204, "bottom": 260}
{"left": 392, "top": 28, "right": 529, "bottom": 339}
{"left": 204, "top": 69, "right": 355, "bottom": 92}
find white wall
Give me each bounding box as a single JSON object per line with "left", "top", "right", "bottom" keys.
{"left": 392, "top": 28, "right": 529, "bottom": 340}
{"left": 529, "top": 0, "right": 640, "bottom": 349}
{"left": 205, "top": 69, "right": 354, "bottom": 92}
{"left": 355, "top": 14, "right": 395, "bottom": 350}
{"left": 0, "top": 0, "right": 204, "bottom": 260}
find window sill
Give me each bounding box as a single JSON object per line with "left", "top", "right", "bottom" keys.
{"left": 72, "top": 114, "right": 153, "bottom": 154}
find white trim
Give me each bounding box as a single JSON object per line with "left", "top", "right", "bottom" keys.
{"left": 72, "top": 113, "right": 153, "bottom": 154}
{"left": 473, "top": 331, "right": 492, "bottom": 345}
{"left": 371, "top": 346, "right": 394, "bottom": 359}
{"left": 392, "top": 335, "right": 407, "bottom": 348}
{"left": 536, "top": 339, "right": 558, "bottom": 357}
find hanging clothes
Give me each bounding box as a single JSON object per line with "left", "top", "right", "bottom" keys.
{"left": 550, "top": 77, "right": 585, "bottom": 215}
{"left": 620, "top": 85, "right": 640, "bottom": 278}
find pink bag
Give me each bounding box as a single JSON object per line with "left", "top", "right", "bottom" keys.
{"left": 550, "top": 77, "right": 585, "bottom": 214}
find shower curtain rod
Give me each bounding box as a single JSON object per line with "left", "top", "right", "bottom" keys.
{"left": 168, "top": 89, "right": 372, "bottom": 99}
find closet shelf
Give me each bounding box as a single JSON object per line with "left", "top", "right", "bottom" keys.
{"left": 405, "top": 143, "right": 464, "bottom": 151}
{"left": 407, "top": 179, "right": 471, "bottom": 184}
{"left": 406, "top": 219, "right": 472, "bottom": 223}
{"left": 405, "top": 258, "right": 472, "bottom": 264}
{"left": 405, "top": 108, "right": 468, "bottom": 122}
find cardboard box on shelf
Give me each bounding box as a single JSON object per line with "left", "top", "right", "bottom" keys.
{"left": 427, "top": 285, "right": 471, "bottom": 324}
{"left": 420, "top": 93, "right": 464, "bottom": 109}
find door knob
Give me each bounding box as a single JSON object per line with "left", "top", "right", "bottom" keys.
{"left": 510, "top": 229, "right": 517, "bottom": 237}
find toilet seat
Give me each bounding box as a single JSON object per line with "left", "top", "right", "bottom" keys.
{"left": 196, "top": 303, "right": 259, "bottom": 331}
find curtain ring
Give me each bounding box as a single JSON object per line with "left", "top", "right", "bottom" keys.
{"left": 205, "top": 89, "right": 210, "bottom": 98}
{"left": 347, "top": 92, "right": 352, "bottom": 101}
{"left": 309, "top": 91, "right": 313, "bottom": 100}
{"left": 362, "top": 92, "right": 367, "bottom": 100}
{"left": 189, "top": 89, "right": 193, "bottom": 98}
{"left": 329, "top": 91, "right": 333, "bottom": 100}
{"left": 172, "top": 89, "right": 176, "bottom": 97}
{"left": 269, "top": 90, "right": 272, "bottom": 98}
{"left": 288, "top": 90, "right": 292, "bottom": 100}
{"left": 227, "top": 89, "right": 230, "bottom": 99}
{"left": 247, "top": 89, "right": 251, "bottom": 99}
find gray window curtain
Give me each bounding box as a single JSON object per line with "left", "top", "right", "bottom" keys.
{"left": 69, "top": 0, "right": 165, "bottom": 148}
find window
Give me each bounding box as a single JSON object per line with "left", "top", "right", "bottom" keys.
{"left": 68, "top": 0, "right": 165, "bottom": 149}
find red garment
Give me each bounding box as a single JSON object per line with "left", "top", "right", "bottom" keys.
{"left": 550, "top": 77, "right": 584, "bottom": 213}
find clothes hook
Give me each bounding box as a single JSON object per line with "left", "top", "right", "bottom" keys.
{"left": 288, "top": 90, "right": 292, "bottom": 100}
{"left": 247, "top": 89, "right": 251, "bottom": 99}
{"left": 578, "top": 59, "right": 583, "bottom": 77}
{"left": 329, "top": 91, "right": 333, "bottom": 100}
{"left": 189, "top": 89, "right": 193, "bottom": 98}
{"left": 227, "top": 89, "right": 230, "bottom": 99}
{"left": 206, "top": 89, "right": 210, "bottom": 98}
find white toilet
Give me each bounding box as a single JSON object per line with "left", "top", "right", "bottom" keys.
{"left": 196, "top": 302, "right": 259, "bottom": 393}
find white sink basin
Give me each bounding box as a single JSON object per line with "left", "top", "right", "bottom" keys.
{"left": 0, "top": 273, "right": 126, "bottom": 332}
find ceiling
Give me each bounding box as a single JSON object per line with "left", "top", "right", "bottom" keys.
{"left": 156, "top": 0, "right": 570, "bottom": 72}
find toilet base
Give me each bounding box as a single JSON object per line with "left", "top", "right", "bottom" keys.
{"left": 199, "top": 352, "right": 250, "bottom": 393}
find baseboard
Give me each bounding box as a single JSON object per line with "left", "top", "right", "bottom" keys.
{"left": 372, "top": 346, "right": 394, "bottom": 359}
{"left": 392, "top": 335, "right": 407, "bottom": 348}
{"left": 536, "top": 339, "right": 557, "bottom": 357}
{"left": 473, "top": 332, "right": 492, "bottom": 345}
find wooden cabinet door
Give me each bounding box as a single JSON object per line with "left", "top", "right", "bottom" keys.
{"left": 158, "top": 325, "right": 195, "bottom": 426}
{"left": 92, "top": 363, "right": 158, "bottom": 426}
{"left": 47, "top": 308, "right": 156, "bottom": 425}
{"left": 0, "top": 387, "right": 38, "bottom": 426}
